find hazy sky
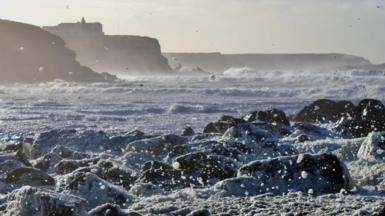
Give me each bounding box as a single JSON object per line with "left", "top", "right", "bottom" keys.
{"left": 1, "top": 0, "right": 384, "bottom": 63}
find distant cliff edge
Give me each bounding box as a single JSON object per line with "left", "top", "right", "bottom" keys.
{"left": 0, "top": 19, "right": 116, "bottom": 82}
{"left": 164, "top": 52, "right": 372, "bottom": 73}
{"left": 43, "top": 19, "right": 172, "bottom": 75}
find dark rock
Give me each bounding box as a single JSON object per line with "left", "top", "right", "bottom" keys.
{"left": 88, "top": 203, "right": 141, "bottom": 216}
{"left": 293, "top": 99, "right": 355, "bottom": 123}
{"left": 238, "top": 153, "right": 351, "bottom": 195}
{"left": 126, "top": 134, "right": 187, "bottom": 155}
{"left": 337, "top": 99, "right": 385, "bottom": 137}
{"left": 181, "top": 127, "right": 195, "bottom": 136}
{"left": 0, "top": 150, "right": 31, "bottom": 166}
{"left": 97, "top": 160, "right": 135, "bottom": 188}
{"left": 173, "top": 152, "right": 237, "bottom": 183}
{"left": 2, "top": 167, "right": 55, "bottom": 186}
{"left": 243, "top": 109, "right": 290, "bottom": 126}
{"left": 253, "top": 122, "right": 293, "bottom": 137}
{"left": 63, "top": 172, "right": 133, "bottom": 209}
{"left": 0, "top": 143, "right": 23, "bottom": 152}
{"left": 187, "top": 209, "right": 211, "bottom": 216}
{"left": 203, "top": 115, "right": 246, "bottom": 134}
{"left": 34, "top": 146, "right": 92, "bottom": 171}
{"left": 54, "top": 158, "right": 99, "bottom": 174}
{"left": 292, "top": 122, "right": 334, "bottom": 140}
{"left": 138, "top": 160, "right": 195, "bottom": 190}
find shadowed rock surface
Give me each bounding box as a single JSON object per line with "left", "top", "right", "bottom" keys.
{"left": 0, "top": 19, "right": 117, "bottom": 82}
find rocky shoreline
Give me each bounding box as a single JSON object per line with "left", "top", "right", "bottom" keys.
{"left": 1, "top": 99, "right": 385, "bottom": 215}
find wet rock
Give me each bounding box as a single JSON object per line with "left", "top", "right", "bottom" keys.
{"left": 138, "top": 160, "right": 195, "bottom": 190}
{"left": 243, "top": 109, "right": 290, "bottom": 126}
{"left": 181, "top": 127, "right": 195, "bottom": 136}
{"left": 221, "top": 123, "right": 274, "bottom": 142}
{"left": 203, "top": 115, "right": 246, "bottom": 134}
{"left": 211, "top": 143, "right": 242, "bottom": 159}
{"left": 0, "top": 143, "right": 23, "bottom": 153}
{"left": 96, "top": 160, "right": 136, "bottom": 189}
{"left": 291, "top": 122, "right": 335, "bottom": 141}
{"left": 173, "top": 152, "right": 237, "bottom": 183}
{"left": 62, "top": 172, "right": 133, "bottom": 209}
{"left": 293, "top": 99, "right": 355, "bottom": 123}
{"left": 187, "top": 209, "right": 211, "bottom": 216}
{"left": 214, "top": 176, "right": 261, "bottom": 196}
{"left": 357, "top": 132, "right": 385, "bottom": 161}
{"left": 1, "top": 186, "right": 87, "bottom": 216}
{"left": 54, "top": 158, "right": 99, "bottom": 174}
{"left": 88, "top": 203, "right": 141, "bottom": 216}
{"left": 1, "top": 167, "right": 55, "bottom": 186}
{"left": 31, "top": 129, "right": 145, "bottom": 158}
{"left": 0, "top": 151, "right": 31, "bottom": 167}
{"left": 125, "top": 134, "right": 187, "bottom": 155}
{"left": 253, "top": 122, "right": 293, "bottom": 137}
{"left": 222, "top": 124, "right": 297, "bottom": 161}
{"left": 34, "top": 146, "right": 93, "bottom": 171}
{"left": 337, "top": 99, "right": 385, "bottom": 138}
{"left": 238, "top": 153, "right": 351, "bottom": 195}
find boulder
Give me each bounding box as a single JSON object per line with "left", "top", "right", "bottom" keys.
{"left": 1, "top": 167, "right": 55, "bottom": 186}
{"left": 291, "top": 122, "right": 335, "bottom": 141}
{"left": 238, "top": 153, "right": 352, "bottom": 195}
{"left": 125, "top": 134, "right": 187, "bottom": 155}
{"left": 243, "top": 109, "right": 290, "bottom": 126}
{"left": 34, "top": 146, "right": 92, "bottom": 171}
{"left": 181, "top": 127, "right": 195, "bottom": 136}
{"left": 203, "top": 115, "right": 246, "bottom": 134}
{"left": 337, "top": 99, "right": 385, "bottom": 137}
{"left": 62, "top": 172, "right": 133, "bottom": 210}
{"left": 54, "top": 158, "right": 99, "bottom": 174}
{"left": 293, "top": 99, "right": 355, "bottom": 123}
{"left": 173, "top": 152, "right": 237, "bottom": 183}
{"left": 31, "top": 129, "right": 144, "bottom": 158}
{"left": 252, "top": 122, "right": 293, "bottom": 137}
{"left": 138, "top": 160, "right": 197, "bottom": 190}
{"left": 0, "top": 151, "right": 31, "bottom": 166}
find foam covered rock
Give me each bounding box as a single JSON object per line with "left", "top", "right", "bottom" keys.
{"left": 357, "top": 132, "right": 385, "bottom": 161}
{"left": 1, "top": 186, "right": 87, "bottom": 216}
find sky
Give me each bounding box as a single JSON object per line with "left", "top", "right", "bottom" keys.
{"left": 0, "top": 0, "right": 384, "bottom": 63}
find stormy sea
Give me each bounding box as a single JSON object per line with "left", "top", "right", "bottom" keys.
{"left": 1, "top": 67, "right": 385, "bottom": 215}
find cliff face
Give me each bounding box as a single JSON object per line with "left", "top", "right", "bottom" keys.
{"left": 43, "top": 23, "right": 172, "bottom": 75}
{"left": 0, "top": 19, "right": 116, "bottom": 83}
{"left": 164, "top": 53, "right": 372, "bottom": 73}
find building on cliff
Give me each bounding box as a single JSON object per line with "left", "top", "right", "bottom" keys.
{"left": 43, "top": 18, "right": 172, "bottom": 75}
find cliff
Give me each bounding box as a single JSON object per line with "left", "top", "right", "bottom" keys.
{"left": 164, "top": 53, "right": 372, "bottom": 73}
{"left": 43, "top": 21, "right": 172, "bottom": 75}
{"left": 0, "top": 19, "right": 116, "bottom": 82}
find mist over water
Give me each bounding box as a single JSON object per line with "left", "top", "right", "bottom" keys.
{"left": 1, "top": 68, "right": 384, "bottom": 136}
